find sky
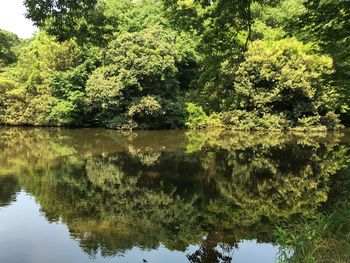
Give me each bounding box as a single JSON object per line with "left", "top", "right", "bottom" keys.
{"left": 0, "top": 0, "right": 37, "bottom": 38}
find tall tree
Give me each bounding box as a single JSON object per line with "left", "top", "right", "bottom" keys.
{"left": 24, "top": 0, "right": 110, "bottom": 44}
{"left": 300, "top": 0, "right": 350, "bottom": 123}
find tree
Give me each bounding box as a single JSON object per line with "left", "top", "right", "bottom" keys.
{"left": 86, "top": 27, "right": 197, "bottom": 129}
{"left": 0, "top": 32, "right": 92, "bottom": 126}
{"left": 104, "top": 0, "right": 170, "bottom": 33}
{"left": 4, "top": 0, "right": 349, "bottom": 129}
{"left": 0, "top": 29, "right": 20, "bottom": 69}
{"left": 24, "top": 0, "right": 110, "bottom": 44}
{"left": 299, "top": 0, "right": 350, "bottom": 125}
{"left": 219, "top": 38, "right": 341, "bottom": 130}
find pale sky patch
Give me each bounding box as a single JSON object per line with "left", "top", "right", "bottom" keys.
{"left": 0, "top": 0, "right": 37, "bottom": 38}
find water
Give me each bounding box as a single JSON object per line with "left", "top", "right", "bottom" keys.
{"left": 0, "top": 127, "right": 349, "bottom": 263}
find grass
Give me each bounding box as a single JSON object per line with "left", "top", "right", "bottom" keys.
{"left": 276, "top": 207, "right": 350, "bottom": 263}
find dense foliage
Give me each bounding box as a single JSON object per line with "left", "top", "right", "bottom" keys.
{"left": 0, "top": 0, "right": 349, "bottom": 129}
{"left": 86, "top": 27, "right": 196, "bottom": 129}
{"left": 0, "top": 29, "right": 19, "bottom": 69}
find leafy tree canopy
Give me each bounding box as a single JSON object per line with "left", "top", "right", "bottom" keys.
{"left": 0, "top": 0, "right": 348, "bottom": 130}
{"left": 0, "top": 29, "right": 20, "bottom": 69}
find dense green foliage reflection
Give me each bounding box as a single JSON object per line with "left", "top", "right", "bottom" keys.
{"left": 0, "top": 176, "right": 20, "bottom": 207}
{"left": 0, "top": 128, "right": 349, "bottom": 262}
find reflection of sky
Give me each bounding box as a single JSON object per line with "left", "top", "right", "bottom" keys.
{"left": 0, "top": 192, "right": 279, "bottom": 263}
{"left": 234, "top": 241, "right": 279, "bottom": 263}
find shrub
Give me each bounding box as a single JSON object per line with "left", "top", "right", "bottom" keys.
{"left": 128, "top": 96, "right": 164, "bottom": 129}
{"left": 86, "top": 27, "right": 195, "bottom": 129}
{"left": 220, "top": 110, "right": 289, "bottom": 131}
{"left": 206, "top": 112, "right": 224, "bottom": 128}
{"left": 1, "top": 86, "right": 53, "bottom": 126}
{"left": 185, "top": 103, "right": 208, "bottom": 129}
{"left": 221, "top": 38, "right": 341, "bottom": 130}
{"left": 0, "top": 32, "right": 89, "bottom": 126}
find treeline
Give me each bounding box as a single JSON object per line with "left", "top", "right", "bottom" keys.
{"left": 0, "top": 0, "right": 349, "bottom": 130}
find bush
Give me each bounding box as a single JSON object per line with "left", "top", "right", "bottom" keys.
{"left": 1, "top": 86, "right": 53, "bottom": 126}
{"left": 220, "top": 38, "right": 341, "bottom": 130}
{"left": 185, "top": 103, "right": 208, "bottom": 129}
{"left": 220, "top": 110, "right": 289, "bottom": 131}
{"left": 206, "top": 113, "right": 224, "bottom": 128}
{"left": 0, "top": 77, "right": 18, "bottom": 121}
{"left": 86, "top": 27, "right": 195, "bottom": 129}
{"left": 128, "top": 96, "right": 164, "bottom": 129}
{"left": 0, "top": 32, "right": 89, "bottom": 126}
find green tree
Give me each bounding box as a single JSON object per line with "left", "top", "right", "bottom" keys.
{"left": 86, "top": 27, "right": 197, "bottom": 129}
{"left": 104, "top": 0, "right": 170, "bottom": 32}
{"left": 219, "top": 38, "right": 341, "bottom": 130}
{"left": 299, "top": 0, "right": 350, "bottom": 125}
{"left": 0, "top": 29, "right": 20, "bottom": 69}
{"left": 4, "top": 0, "right": 349, "bottom": 129}
{"left": 24, "top": 0, "right": 111, "bottom": 44}
{"left": 0, "top": 32, "right": 95, "bottom": 126}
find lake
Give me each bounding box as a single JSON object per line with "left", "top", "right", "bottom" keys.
{"left": 0, "top": 127, "right": 349, "bottom": 263}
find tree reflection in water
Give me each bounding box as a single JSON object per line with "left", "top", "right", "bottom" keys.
{"left": 0, "top": 127, "right": 349, "bottom": 261}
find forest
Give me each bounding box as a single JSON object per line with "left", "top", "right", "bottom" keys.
{"left": 0, "top": 0, "right": 349, "bottom": 130}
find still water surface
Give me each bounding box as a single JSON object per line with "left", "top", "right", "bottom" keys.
{"left": 0, "top": 128, "right": 349, "bottom": 263}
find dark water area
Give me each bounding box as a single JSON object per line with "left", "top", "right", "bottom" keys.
{"left": 0, "top": 127, "right": 349, "bottom": 263}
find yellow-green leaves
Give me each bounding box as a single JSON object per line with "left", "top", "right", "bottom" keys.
{"left": 86, "top": 27, "right": 194, "bottom": 129}
{"left": 224, "top": 38, "right": 340, "bottom": 130}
